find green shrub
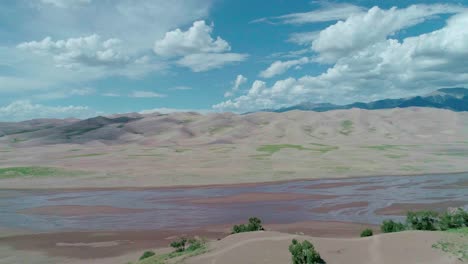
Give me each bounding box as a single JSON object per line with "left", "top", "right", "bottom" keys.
{"left": 360, "top": 228, "right": 373, "bottom": 237}
{"left": 169, "top": 237, "right": 205, "bottom": 253}
{"left": 139, "top": 251, "right": 155, "bottom": 260}
{"left": 289, "top": 239, "right": 326, "bottom": 264}
{"left": 406, "top": 211, "right": 439, "bottom": 231}
{"left": 439, "top": 208, "right": 468, "bottom": 230}
{"left": 232, "top": 217, "right": 265, "bottom": 234}
{"left": 186, "top": 238, "right": 204, "bottom": 252}
{"left": 170, "top": 237, "right": 187, "bottom": 252}
{"left": 381, "top": 220, "right": 406, "bottom": 233}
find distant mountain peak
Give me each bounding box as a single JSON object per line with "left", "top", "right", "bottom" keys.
{"left": 431, "top": 87, "right": 468, "bottom": 99}
{"left": 270, "top": 87, "right": 468, "bottom": 113}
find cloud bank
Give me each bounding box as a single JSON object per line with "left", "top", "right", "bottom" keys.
{"left": 214, "top": 5, "right": 468, "bottom": 112}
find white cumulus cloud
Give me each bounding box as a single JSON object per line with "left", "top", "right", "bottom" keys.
{"left": 154, "top": 20, "right": 230, "bottom": 57}
{"left": 214, "top": 8, "right": 468, "bottom": 112}
{"left": 130, "top": 91, "right": 167, "bottom": 98}
{"left": 224, "top": 74, "right": 247, "bottom": 97}
{"left": 0, "top": 100, "right": 97, "bottom": 121}
{"left": 154, "top": 20, "right": 247, "bottom": 72}
{"left": 312, "top": 4, "right": 465, "bottom": 63}
{"left": 40, "top": 0, "right": 91, "bottom": 8}
{"left": 18, "top": 34, "right": 130, "bottom": 69}
{"left": 259, "top": 57, "right": 310, "bottom": 79}
{"left": 176, "top": 53, "right": 247, "bottom": 72}
{"left": 139, "top": 107, "right": 211, "bottom": 114}
{"left": 252, "top": 3, "right": 365, "bottom": 24}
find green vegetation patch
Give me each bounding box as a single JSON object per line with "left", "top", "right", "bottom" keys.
{"left": 385, "top": 154, "right": 407, "bottom": 159}
{"left": 360, "top": 228, "right": 373, "bottom": 237}
{"left": 331, "top": 166, "right": 352, "bottom": 173}
{"left": 128, "top": 154, "right": 164, "bottom": 157}
{"left": 289, "top": 239, "right": 326, "bottom": 264}
{"left": 381, "top": 220, "right": 406, "bottom": 233}
{"left": 11, "top": 138, "right": 28, "bottom": 143}
{"left": 64, "top": 126, "right": 103, "bottom": 138}
{"left": 308, "top": 143, "right": 339, "bottom": 153}
{"left": 339, "top": 120, "right": 353, "bottom": 135}
{"left": 208, "top": 126, "right": 232, "bottom": 135}
{"left": 210, "top": 146, "right": 235, "bottom": 153}
{"left": 175, "top": 148, "right": 191, "bottom": 153}
{"left": 400, "top": 165, "right": 423, "bottom": 171}
{"left": 64, "top": 153, "right": 106, "bottom": 158}
{"left": 232, "top": 217, "right": 264, "bottom": 234}
{"left": 432, "top": 228, "right": 468, "bottom": 262}
{"left": 135, "top": 238, "right": 207, "bottom": 264}
{"left": 256, "top": 143, "right": 337, "bottom": 155}
{"left": 68, "top": 149, "right": 81, "bottom": 152}
{"left": 362, "top": 144, "right": 410, "bottom": 151}
{"left": 434, "top": 151, "right": 468, "bottom": 157}
{"left": 0, "top": 166, "right": 77, "bottom": 179}
{"left": 256, "top": 144, "right": 309, "bottom": 155}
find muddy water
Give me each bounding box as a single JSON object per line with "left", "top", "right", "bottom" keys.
{"left": 0, "top": 173, "right": 467, "bottom": 232}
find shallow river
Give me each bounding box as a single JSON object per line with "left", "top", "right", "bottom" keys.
{"left": 0, "top": 173, "right": 467, "bottom": 232}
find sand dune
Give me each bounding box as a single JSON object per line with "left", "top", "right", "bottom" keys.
{"left": 0, "top": 108, "right": 467, "bottom": 188}
{"left": 185, "top": 231, "right": 464, "bottom": 264}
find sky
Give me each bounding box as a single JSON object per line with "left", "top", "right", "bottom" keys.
{"left": 1, "top": 0, "right": 468, "bottom": 121}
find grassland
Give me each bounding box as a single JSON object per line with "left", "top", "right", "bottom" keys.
{"left": 132, "top": 241, "right": 208, "bottom": 264}
{"left": 361, "top": 144, "right": 418, "bottom": 151}
{"left": 256, "top": 144, "right": 310, "bottom": 155}
{"left": 64, "top": 126, "right": 103, "bottom": 138}
{"left": 432, "top": 227, "right": 468, "bottom": 261}
{"left": 434, "top": 151, "right": 468, "bottom": 157}
{"left": 0, "top": 167, "right": 76, "bottom": 179}
{"left": 339, "top": 120, "right": 353, "bottom": 135}
{"left": 64, "top": 153, "right": 106, "bottom": 158}
{"left": 255, "top": 143, "right": 338, "bottom": 156}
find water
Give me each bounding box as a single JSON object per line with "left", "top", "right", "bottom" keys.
{"left": 0, "top": 173, "right": 466, "bottom": 232}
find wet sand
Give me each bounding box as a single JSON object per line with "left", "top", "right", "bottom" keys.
{"left": 189, "top": 192, "right": 337, "bottom": 204}
{"left": 17, "top": 205, "right": 149, "bottom": 217}
{"left": 0, "top": 220, "right": 375, "bottom": 260}
{"left": 309, "top": 202, "right": 369, "bottom": 213}
{"left": 375, "top": 201, "right": 468, "bottom": 215}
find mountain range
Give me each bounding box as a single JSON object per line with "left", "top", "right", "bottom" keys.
{"left": 270, "top": 88, "right": 468, "bottom": 113}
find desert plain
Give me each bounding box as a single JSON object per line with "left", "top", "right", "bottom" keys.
{"left": 0, "top": 107, "right": 467, "bottom": 264}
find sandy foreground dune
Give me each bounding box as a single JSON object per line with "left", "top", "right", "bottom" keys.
{"left": 1, "top": 229, "right": 465, "bottom": 264}
{"left": 185, "top": 231, "right": 465, "bottom": 264}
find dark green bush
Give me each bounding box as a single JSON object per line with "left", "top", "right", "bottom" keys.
{"left": 380, "top": 208, "right": 467, "bottom": 233}
{"left": 186, "top": 238, "right": 204, "bottom": 252}
{"left": 169, "top": 237, "right": 204, "bottom": 253}
{"left": 289, "top": 239, "right": 326, "bottom": 264}
{"left": 139, "top": 251, "right": 155, "bottom": 260}
{"left": 406, "top": 211, "right": 439, "bottom": 231}
{"left": 170, "top": 237, "right": 187, "bottom": 252}
{"left": 360, "top": 228, "right": 373, "bottom": 237}
{"left": 439, "top": 208, "right": 468, "bottom": 230}
{"left": 232, "top": 217, "right": 265, "bottom": 234}
{"left": 381, "top": 220, "right": 406, "bottom": 233}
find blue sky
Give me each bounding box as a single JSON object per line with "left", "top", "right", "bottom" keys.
{"left": 0, "top": 0, "right": 467, "bottom": 120}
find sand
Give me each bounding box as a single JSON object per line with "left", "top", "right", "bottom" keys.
{"left": 188, "top": 192, "right": 337, "bottom": 204}
{"left": 0, "top": 108, "right": 467, "bottom": 189}
{"left": 17, "top": 205, "right": 149, "bottom": 217}
{"left": 186, "top": 231, "right": 465, "bottom": 264}
{"left": 0, "top": 220, "right": 379, "bottom": 263}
